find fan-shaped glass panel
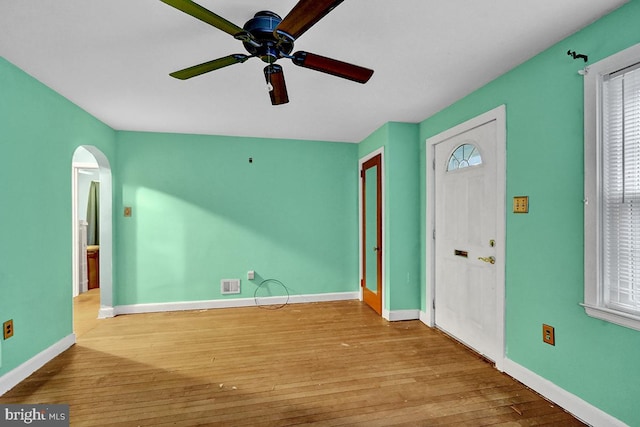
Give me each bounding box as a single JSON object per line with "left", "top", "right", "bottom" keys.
{"left": 447, "top": 143, "right": 482, "bottom": 171}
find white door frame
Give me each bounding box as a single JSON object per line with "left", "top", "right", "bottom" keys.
{"left": 425, "top": 105, "right": 506, "bottom": 370}
{"left": 71, "top": 163, "right": 98, "bottom": 297}
{"left": 358, "top": 147, "right": 387, "bottom": 318}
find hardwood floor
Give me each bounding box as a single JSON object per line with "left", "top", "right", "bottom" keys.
{"left": 0, "top": 292, "right": 584, "bottom": 426}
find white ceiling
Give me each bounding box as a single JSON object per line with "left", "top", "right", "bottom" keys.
{"left": 0, "top": 0, "right": 628, "bottom": 143}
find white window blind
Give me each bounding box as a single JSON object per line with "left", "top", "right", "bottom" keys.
{"left": 602, "top": 63, "right": 640, "bottom": 315}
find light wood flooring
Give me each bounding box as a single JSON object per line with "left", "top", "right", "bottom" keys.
{"left": 0, "top": 290, "right": 585, "bottom": 426}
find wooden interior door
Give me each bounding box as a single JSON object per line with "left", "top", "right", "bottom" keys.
{"left": 361, "top": 154, "right": 382, "bottom": 314}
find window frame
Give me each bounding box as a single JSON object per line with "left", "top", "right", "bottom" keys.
{"left": 583, "top": 42, "right": 640, "bottom": 331}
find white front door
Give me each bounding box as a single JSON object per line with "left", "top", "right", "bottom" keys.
{"left": 434, "top": 119, "right": 501, "bottom": 362}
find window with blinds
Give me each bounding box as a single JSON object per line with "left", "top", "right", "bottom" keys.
{"left": 602, "top": 64, "right": 640, "bottom": 313}
{"left": 602, "top": 64, "right": 640, "bottom": 314}
{"left": 584, "top": 43, "right": 640, "bottom": 331}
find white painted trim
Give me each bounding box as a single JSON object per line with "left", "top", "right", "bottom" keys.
{"left": 386, "top": 310, "right": 420, "bottom": 321}
{"left": 0, "top": 334, "right": 75, "bottom": 396}
{"left": 503, "top": 358, "right": 627, "bottom": 427}
{"left": 72, "top": 162, "right": 99, "bottom": 169}
{"left": 113, "top": 292, "right": 359, "bottom": 316}
{"left": 425, "top": 105, "right": 507, "bottom": 371}
{"left": 98, "top": 306, "right": 115, "bottom": 319}
{"left": 71, "top": 164, "right": 99, "bottom": 298}
{"left": 581, "top": 303, "right": 640, "bottom": 332}
{"left": 71, "top": 166, "right": 81, "bottom": 298}
{"left": 424, "top": 135, "right": 436, "bottom": 327}
{"left": 583, "top": 42, "right": 640, "bottom": 331}
{"left": 358, "top": 147, "right": 386, "bottom": 314}
{"left": 419, "top": 310, "right": 430, "bottom": 325}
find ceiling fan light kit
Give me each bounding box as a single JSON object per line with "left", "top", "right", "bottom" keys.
{"left": 160, "top": 0, "right": 374, "bottom": 105}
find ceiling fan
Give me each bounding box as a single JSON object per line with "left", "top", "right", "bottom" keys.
{"left": 160, "top": 0, "right": 374, "bottom": 105}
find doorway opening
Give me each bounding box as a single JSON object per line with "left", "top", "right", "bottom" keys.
{"left": 359, "top": 148, "right": 385, "bottom": 316}
{"left": 72, "top": 146, "right": 114, "bottom": 329}
{"left": 425, "top": 105, "right": 506, "bottom": 370}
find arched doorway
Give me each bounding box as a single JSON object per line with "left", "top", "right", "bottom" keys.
{"left": 72, "top": 146, "right": 114, "bottom": 321}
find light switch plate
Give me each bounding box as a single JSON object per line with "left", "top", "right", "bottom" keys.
{"left": 513, "top": 196, "right": 529, "bottom": 213}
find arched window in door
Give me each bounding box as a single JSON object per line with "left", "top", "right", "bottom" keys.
{"left": 447, "top": 143, "right": 482, "bottom": 171}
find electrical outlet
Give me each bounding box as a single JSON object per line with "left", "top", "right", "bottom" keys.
{"left": 3, "top": 319, "right": 14, "bottom": 340}
{"left": 542, "top": 324, "right": 555, "bottom": 346}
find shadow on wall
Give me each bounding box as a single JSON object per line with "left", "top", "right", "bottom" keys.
{"left": 115, "top": 135, "right": 358, "bottom": 305}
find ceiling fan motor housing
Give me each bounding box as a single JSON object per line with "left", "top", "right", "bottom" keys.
{"left": 242, "top": 11, "right": 294, "bottom": 63}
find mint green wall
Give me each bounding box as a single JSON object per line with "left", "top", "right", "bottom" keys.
{"left": 2, "top": 1, "right": 637, "bottom": 421}
{"left": 359, "top": 122, "right": 421, "bottom": 312}
{"left": 0, "top": 58, "right": 115, "bottom": 375}
{"left": 385, "top": 123, "right": 421, "bottom": 310}
{"left": 114, "top": 131, "right": 358, "bottom": 305}
{"left": 419, "top": 1, "right": 640, "bottom": 424}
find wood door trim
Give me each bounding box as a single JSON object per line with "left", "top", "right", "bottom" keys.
{"left": 361, "top": 153, "right": 383, "bottom": 315}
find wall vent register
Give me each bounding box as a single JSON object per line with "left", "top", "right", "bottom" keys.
{"left": 221, "top": 279, "right": 241, "bottom": 295}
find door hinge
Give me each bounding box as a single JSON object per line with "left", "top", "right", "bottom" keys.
{"left": 432, "top": 229, "right": 436, "bottom": 240}
{"left": 360, "top": 169, "right": 364, "bottom": 178}
{"left": 432, "top": 159, "right": 436, "bottom": 170}
{"left": 432, "top": 299, "right": 436, "bottom": 310}
{"left": 360, "top": 278, "right": 364, "bottom": 288}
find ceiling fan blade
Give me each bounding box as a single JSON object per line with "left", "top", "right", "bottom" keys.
{"left": 170, "top": 54, "right": 249, "bottom": 80}
{"left": 292, "top": 51, "right": 374, "bottom": 83}
{"left": 275, "top": 0, "right": 344, "bottom": 41}
{"left": 264, "top": 64, "right": 289, "bottom": 105}
{"left": 160, "top": 0, "right": 246, "bottom": 37}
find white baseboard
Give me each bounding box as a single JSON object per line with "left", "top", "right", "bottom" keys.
{"left": 413, "top": 318, "right": 623, "bottom": 425}
{"left": 419, "top": 310, "right": 432, "bottom": 326}
{"left": 0, "top": 334, "right": 76, "bottom": 396}
{"left": 502, "top": 358, "right": 626, "bottom": 427}
{"left": 114, "top": 292, "right": 359, "bottom": 316}
{"left": 98, "top": 306, "right": 115, "bottom": 319}
{"left": 384, "top": 309, "right": 420, "bottom": 321}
